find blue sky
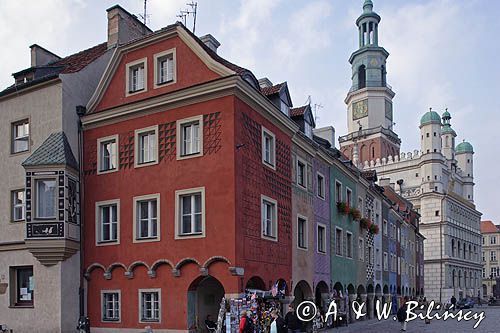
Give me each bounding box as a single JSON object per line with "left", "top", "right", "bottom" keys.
{"left": 1, "top": 0, "right": 498, "bottom": 222}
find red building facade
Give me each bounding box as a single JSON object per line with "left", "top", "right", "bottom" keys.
{"left": 81, "top": 22, "right": 293, "bottom": 331}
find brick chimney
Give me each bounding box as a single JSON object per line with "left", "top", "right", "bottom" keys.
{"left": 313, "top": 126, "right": 336, "bottom": 148}
{"left": 258, "top": 78, "right": 273, "bottom": 89}
{"left": 106, "top": 5, "right": 152, "bottom": 48}
{"left": 30, "top": 44, "right": 61, "bottom": 67}
{"left": 199, "top": 34, "right": 220, "bottom": 53}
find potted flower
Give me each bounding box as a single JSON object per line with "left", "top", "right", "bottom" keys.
{"left": 337, "top": 202, "right": 349, "bottom": 215}
{"left": 369, "top": 223, "right": 380, "bottom": 235}
{"left": 349, "top": 207, "right": 361, "bottom": 221}
{"left": 360, "top": 218, "right": 370, "bottom": 229}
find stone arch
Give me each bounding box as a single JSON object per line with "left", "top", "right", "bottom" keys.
{"left": 151, "top": 259, "right": 174, "bottom": 271}
{"left": 347, "top": 284, "right": 356, "bottom": 295}
{"left": 357, "top": 284, "right": 366, "bottom": 296}
{"left": 175, "top": 257, "right": 201, "bottom": 271}
{"left": 315, "top": 281, "right": 330, "bottom": 311}
{"left": 383, "top": 285, "right": 389, "bottom": 294}
{"left": 396, "top": 286, "right": 401, "bottom": 295}
{"left": 360, "top": 144, "right": 368, "bottom": 164}
{"left": 245, "top": 276, "right": 266, "bottom": 291}
{"left": 128, "top": 260, "right": 150, "bottom": 273}
{"left": 202, "top": 256, "right": 231, "bottom": 269}
{"left": 187, "top": 275, "right": 225, "bottom": 331}
{"left": 375, "top": 284, "right": 382, "bottom": 296}
{"left": 334, "top": 282, "right": 343, "bottom": 294}
{"left": 107, "top": 262, "right": 127, "bottom": 274}
{"left": 84, "top": 263, "right": 106, "bottom": 279}
{"left": 367, "top": 284, "right": 374, "bottom": 294}
{"left": 358, "top": 64, "right": 366, "bottom": 89}
{"left": 294, "top": 280, "right": 313, "bottom": 306}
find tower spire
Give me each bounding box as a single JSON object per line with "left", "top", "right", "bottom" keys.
{"left": 363, "top": 0, "right": 374, "bottom": 13}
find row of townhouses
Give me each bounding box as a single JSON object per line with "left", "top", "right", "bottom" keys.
{"left": 0, "top": 1, "right": 481, "bottom": 332}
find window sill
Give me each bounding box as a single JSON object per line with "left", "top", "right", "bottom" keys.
{"left": 134, "top": 237, "right": 160, "bottom": 243}
{"left": 10, "top": 219, "right": 25, "bottom": 223}
{"left": 9, "top": 305, "right": 34, "bottom": 309}
{"left": 261, "top": 234, "right": 278, "bottom": 242}
{"left": 97, "top": 240, "right": 119, "bottom": 247}
{"left": 177, "top": 152, "right": 203, "bottom": 161}
{"left": 175, "top": 233, "right": 205, "bottom": 240}
{"left": 10, "top": 149, "right": 30, "bottom": 157}
{"left": 156, "top": 79, "right": 174, "bottom": 86}
{"left": 134, "top": 160, "right": 159, "bottom": 168}
{"left": 97, "top": 167, "right": 118, "bottom": 175}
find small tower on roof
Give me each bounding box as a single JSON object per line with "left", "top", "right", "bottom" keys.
{"left": 456, "top": 140, "right": 474, "bottom": 202}
{"left": 441, "top": 109, "right": 457, "bottom": 161}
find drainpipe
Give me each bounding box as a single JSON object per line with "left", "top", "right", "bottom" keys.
{"left": 439, "top": 195, "right": 445, "bottom": 304}
{"left": 76, "top": 105, "right": 86, "bottom": 319}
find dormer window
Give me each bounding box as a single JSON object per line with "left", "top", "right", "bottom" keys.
{"left": 126, "top": 58, "right": 147, "bottom": 95}
{"left": 154, "top": 49, "right": 176, "bottom": 87}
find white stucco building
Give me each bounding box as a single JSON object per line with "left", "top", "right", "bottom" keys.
{"left": 339, "top": 0, "right": 482, "bottom": 303}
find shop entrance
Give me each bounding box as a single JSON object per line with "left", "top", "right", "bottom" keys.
{"left": 187, "top": 276, "right": 225, "bottom": 332}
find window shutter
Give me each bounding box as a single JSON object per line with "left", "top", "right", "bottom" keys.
{"left": 307, "top": 164, "right": 313, "bottom": 191}
{"left": 167, "top": 57, "right": 174, "bottom": 81}
{"left": 138, "top": 67, "right": 144, "bottom": 90}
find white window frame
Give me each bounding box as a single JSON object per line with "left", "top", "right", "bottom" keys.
{"left": 383, "top": 252, "right": 388, "bottom": 271}
{"left": 101, "top": 290, "right": 121, "bottom": 322}
{"left": 34, "top": 178, "right": 57, "bottom": 219}
{"left": 296, "top": 157, "right": 307, "bottom": 189}
{"left": 317, "top": 223, "right": 326, "bottom": 254}
{"left": 138, "top": 289, "right": 161, "bottom": 323}
{"left": 125, "top": 58, "right": 147, "bottom": 96}
{"left": 97, "top": 135, "right": 119, "bottom": 174}
{"left": 95, "top": 199, "right": 120, "bottom": 246}
{"left": 346, "top": 187, "right": 352, "bottom": 207}
{"left": 11, "top": 118, "right": 30, "bottom": 154}
{"left": 359, "top": 237, "right": 364, "bottom": 261}
{"left": 346, "top": 231, "right": 353, "bottom": 259}
{"left": 316, "top": 172, "right": 325, "bottom": 200}
{"left": 133, "top": 194, "right": 160, "bottom": 243}
{"left": 11, "top": 188, "right": 25, "bottom": 222}
{"left": 297, "top": 215, "right": 308, "bottom": 250}
{"left": 335, "top": 180, "right": 342, "bottom": 203}
{"left": 176, "top": 115, "right": 204, "bottom": 160}
{"left": 261, "top": 127, "right": 276, "bottom": 169}
{"left": 335, "top": 227, "right": 343, "bottom": 256}
{"left": 134, "top": 125, "right": 159, "bottom": 168}
{"left": 261, "top": 195, "right": 278, "bottom": 241}
{"left": 175, "top": 187, "right": 206, "bottom": 239}
{"left": 154, "top": 48, "right": 176, "bottom": 88}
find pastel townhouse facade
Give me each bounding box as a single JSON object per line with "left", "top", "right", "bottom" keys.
{"left": 0, "top": 7, "right": 134, "bottom": 330}
{"left": 79, "top": 15, "right": 308, "bottom": 330}
{"left": 481, "top": 220, "right": 500, "bottom": 298}
{"left": 339, "top": 0, "right": 480, "bottom": 303}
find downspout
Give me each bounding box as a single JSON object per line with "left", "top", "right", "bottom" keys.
{"left": 76, "top": 105, "right": 86, "bottom": 318}
{"left": 439, "top": 195, "right": 445, "bottom": 304}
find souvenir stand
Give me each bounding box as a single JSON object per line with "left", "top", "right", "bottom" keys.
{"left": 223, "top": 288, "right": 285, "bottom": 333}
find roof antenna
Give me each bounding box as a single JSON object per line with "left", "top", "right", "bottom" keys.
{"left": 138, "top": 0, "right": 151, "bottom": 26}
{"left": 177, "top": 2, "right": 198, "bottom": 33}
{"left": 313, "top": 102, "right": 323, "bottom": 124}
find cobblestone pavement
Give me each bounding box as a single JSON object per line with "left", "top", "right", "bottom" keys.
{"left": 324, "top": 306, "right": 499, "bottom": 333}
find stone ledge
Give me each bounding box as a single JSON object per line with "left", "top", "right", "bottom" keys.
{"left": 25, "top": 238, "right": 79, "bottom": 266}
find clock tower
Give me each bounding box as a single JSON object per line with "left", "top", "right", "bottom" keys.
{"left": 339, "top": 0, "right": 400, "bottom": 166}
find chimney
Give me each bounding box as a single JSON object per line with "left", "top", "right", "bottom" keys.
{"left": 30, "top": 44, "right": 61, "bottom": 67}
{"left": 199, "top": 34, "right": 220, "bottom": 53}
{"left": 379, "top": 177, "right": 391, "bottom": 187}
{"left": 258, "top": 77, "right": 273, "bottom": 89}
{"left": 106, "top": 5, "right": 151, "bottom": 49}
{"left": 313, "top": 126, "right": 336, "bottom": 148}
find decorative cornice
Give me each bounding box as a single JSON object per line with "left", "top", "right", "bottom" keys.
{"left": 25, "top": 238, "right": 79, "bottom": 266}
{"left": 0, "top": 241, "right": 26, "bottom": 252}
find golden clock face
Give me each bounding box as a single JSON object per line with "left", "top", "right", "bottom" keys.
{"left": 353, "top": 99, "right": 368, "bottom": 120}
{"left": 370, "top": 58, "right": 378, "bottom": 66}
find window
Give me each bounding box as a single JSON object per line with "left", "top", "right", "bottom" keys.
{"left": 359, "top": 238, "right": 364, "bottom": 261}
{"left": 135, "top": 126, "right": 158, "bottom": 167}
{"left": 133, "top": 195, "right": 160, "bottom": 242}
{"left": 126, "top": 59, "right": 147, "bottom": 94}
{"left": 435, "top": 210, "right": 440, "bottom": 217}
{"left": 154, "top": 49, "right": 176, "bottom": 86}
{"left": 383, "top": 252, "right": 388, "bottom": 271}
{"left": 491, "top": 251, "right": 497, "bottom": 262}
{"left": 346, "top": 188, "right": 352, "bottom": 207}
{"left": 178, "top": 117, "right": 202, "bottom": 158}
{"left": 368, "top": 245, "right": 374, "bottom": 265}
{"left": 358, "top": 197, "right": 363, "bottom": 212}
{"left": 35, "top": 179, "right": 56, "bottom": 219}
{"left": 96, "top": 200, "right": 119, "bottom": 245}
{"left": 261, "top": 196, "right": 277, "bottom": 240}
{"left": 335, "top": 181, "right": 342, "bottom": 203}
{"left": 383, "top": 220, "right": 388, "bottom": 236}
{"left": 482, "top": 251, "right": 485, "bottom": 262}
{"left": 10, "top": 266, "right": 33, "bottom": 306}
{"left": 297, "top": 159, "right": 306, "bottom": 188}
{"left": 317, "top": 173, "right": 325, "bottom": 199}
{"left": 346, "top": 232, "right": 353, "bottom": 258}
{"left": 335, "top": 228, "right": 342, "bottom": 256}
{"left": 11, "top": 189, "right": 25, "bottom": 222}
{"left": 262, "top": 127, "right": 276, "bottom": 168}
{"left": 376, "top": 248, "right": 381, "bottom": 267}
{"left": 491, "top": 236, "right": 497, "bottom": 245}
{"left": 139, "top": 290, "right": 160, "bottom": 323}
{"left": 98, "top": 135, "right": 118, "bottom": 173}
{"left": 317, "top": 224, "right": 326, "bottom": 254}
{"left": 176, "top": 188, "right": 205, "bottom": 238}
{"left": 102, "top": 291, "right": 120, "bottom": 322}
{"left": 297, "top": 216, "right": 307, "bottom": 250}
{"left": 11, "top": 119, "right": 29, "bottom": 153}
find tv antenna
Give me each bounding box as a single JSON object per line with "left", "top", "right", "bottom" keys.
{"left": 177, "top": 2, "right": 198, "bottom": 33}
{"left": 313, "top": 103, "right": 323, "bottom": 123}
{"left": 138, "top": 0, "right": 151, "bottom": 26}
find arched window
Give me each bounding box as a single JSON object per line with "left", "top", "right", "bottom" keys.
{"left": 451, "top": 239, "right": 455, "bottom": 257}
{"left": 381, "top": 65, "right": 386, "bottom": 86}
{"left": 452, "top": 269, "right": 456, "bottom": 287}
{"left": 371, "top": 146, "right": 375, "bottom": 159}
{"left": 358, "top": 65, "right": 366, "bottom": 89}
{"left": 458, "top": 271, "right": 462, "bottom": 287}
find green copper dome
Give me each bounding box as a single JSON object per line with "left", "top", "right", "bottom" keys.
{"left": 420, "top": 110, "right": 441, "bottom": 126}
{"left": 441, "top": 124, "right": 456, "bottom": 136}
{"left": 456, "top": 141, "right": 473, "bottom": 154}
{"left": 442, "top": 110, "right": 451, "bottom": 119}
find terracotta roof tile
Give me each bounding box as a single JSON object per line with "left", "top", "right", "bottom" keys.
{"left": 51, "top": 42, "right": 108, "bottom": 73}
{"left": 261, "top": 82, "right": 285, "bottom": 96}
{"left": 290, "top": 105, "right": 307, "bottom": 117}
{"left": 481, "top": 220, "right": 499, "bottom": 233}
